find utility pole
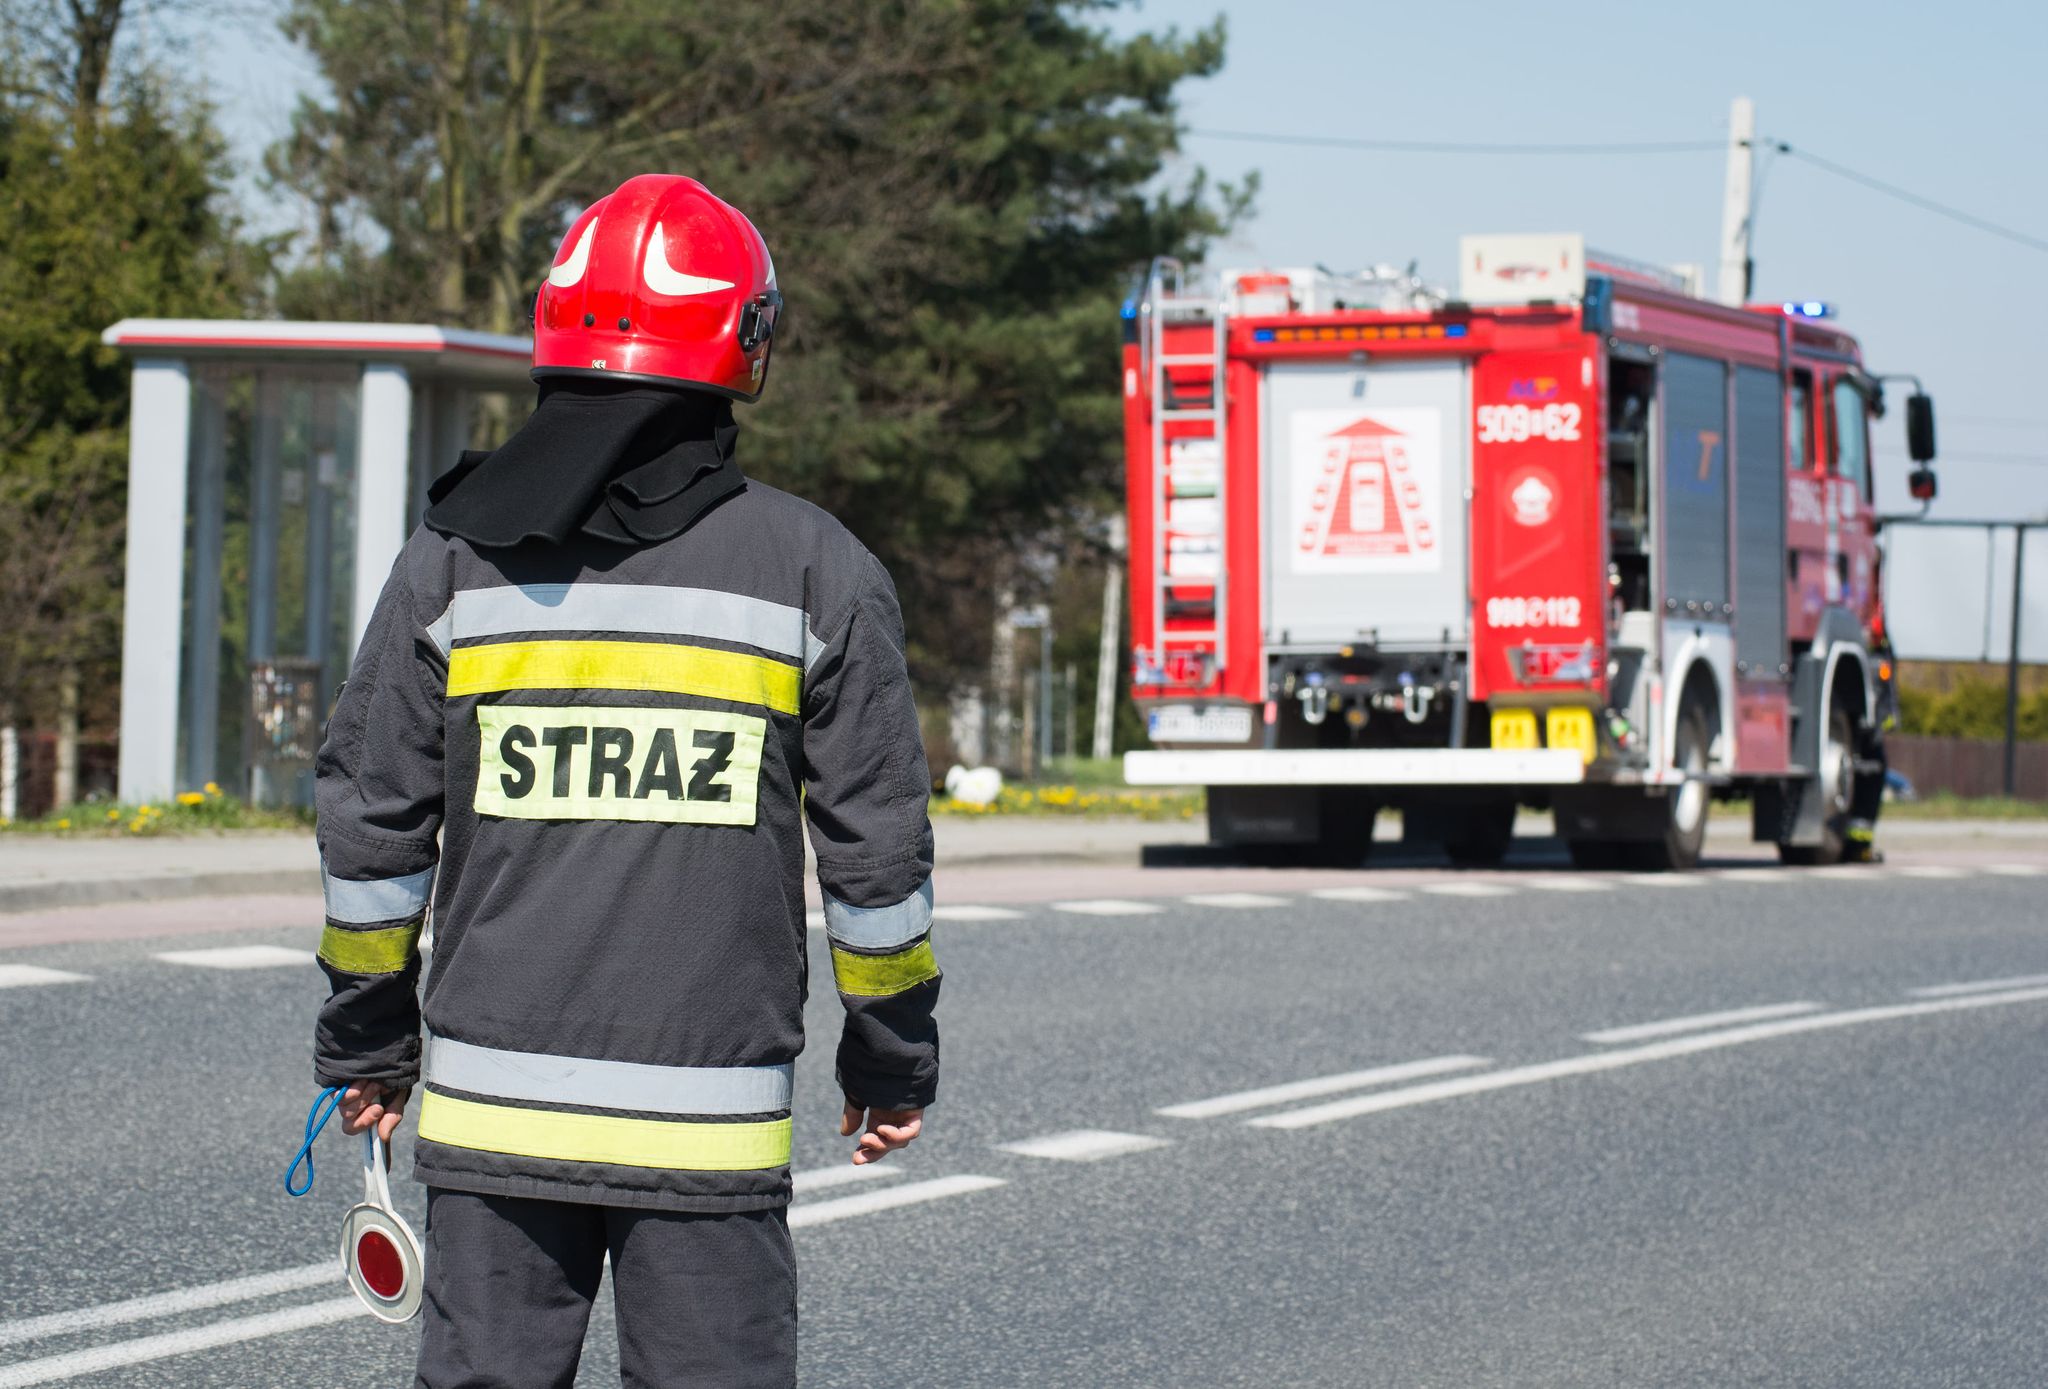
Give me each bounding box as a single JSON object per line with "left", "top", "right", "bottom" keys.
{"left": 1063, "top": 662, "right": 1078, "bottom": 765}
{"left": 1038, "top": 623, "right": 1054, "bottom": 777}
{"left": 1010, "top": 604, "right": 1053, "bottom": 778}
{"left": 2004, "top": 527, "right": 2028, "bottom": 797}
{"left": 1716, "top": 96, "right": 1756, "bottom": 307}
{"left": 1092, "top": 515, "right": 1125, "bottom": 761}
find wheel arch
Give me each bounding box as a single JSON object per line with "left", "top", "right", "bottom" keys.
{"left": 1660, "top": 622, "right": 1734, "bottom": 776}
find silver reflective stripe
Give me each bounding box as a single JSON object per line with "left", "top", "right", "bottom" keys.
{"left": 426, "top": 1035, "right": 793, "bottom": 1116}
{"left": 423, "top": 601, "right": 454, "bottom": 657}
{"left": 823, "top": 878, "right": 934, "bottom": 951}
{"left": 450, "top": 583, "right": 824, "bottom": 669}
{"left": 323, "top": 866, "right": 435, "bottom": 924}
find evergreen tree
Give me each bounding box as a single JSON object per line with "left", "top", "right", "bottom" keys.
{"left": 0, "top": 18, "right": 258, "bottom": 742}
{"left": 274, "top": 0, "right": 1248, "bottom": 689}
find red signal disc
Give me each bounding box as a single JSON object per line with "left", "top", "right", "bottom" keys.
{"left": 355, "top": 1229, "right": 406, "bottom": 1299}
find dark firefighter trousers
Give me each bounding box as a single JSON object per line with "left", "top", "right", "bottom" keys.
{"left": 415, "top": 1189, "right": 796, "bottom": 1389}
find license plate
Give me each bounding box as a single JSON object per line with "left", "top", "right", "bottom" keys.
{"left": 1147, "top": 705, "right": 1253, "bottom": 744}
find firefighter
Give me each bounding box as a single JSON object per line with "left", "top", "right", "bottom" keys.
{"left": 310, "top": 174, "right": 939, "bottom": 1388}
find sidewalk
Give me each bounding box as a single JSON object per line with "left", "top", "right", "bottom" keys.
{"left": 0, "top": 817, "right": 1216, "bottom": 913}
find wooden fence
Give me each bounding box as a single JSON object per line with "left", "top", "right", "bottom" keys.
{"left": 1887, "top": 734, "right": 2048, "bottom": 801}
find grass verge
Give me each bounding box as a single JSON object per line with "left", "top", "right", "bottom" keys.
{"left": 1, "top": 785, "right": 314, "bottom": 836}
{"left": 931, "top": 783, "right": 1203, "bottom": 821}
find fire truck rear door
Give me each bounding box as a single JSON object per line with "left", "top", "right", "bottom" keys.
{"left": 1261, "top": 359, "right": 1471, "bottom": 649}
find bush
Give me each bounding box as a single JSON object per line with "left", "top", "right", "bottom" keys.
{"left": 1897, "top": 677, "right": 2048, "bottom": 742}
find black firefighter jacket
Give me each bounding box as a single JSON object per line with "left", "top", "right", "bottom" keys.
{"left": 311, "top": 479, "right": 938, "bottom": 1213}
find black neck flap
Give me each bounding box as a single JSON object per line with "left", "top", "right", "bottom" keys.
{"left": 424, "top": 381, "right": 745, "bottom": 549}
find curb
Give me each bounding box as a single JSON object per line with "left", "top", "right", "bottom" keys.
{"left": 0, "top": 869, "right": 322, "bottom": 915}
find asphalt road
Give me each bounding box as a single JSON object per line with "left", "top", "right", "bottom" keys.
{"left": 1, "top": 828, "right": 2045, "bottom": 1387}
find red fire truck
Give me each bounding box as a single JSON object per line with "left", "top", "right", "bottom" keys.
{"left": 1119, "top": 234, "right": 1939, "bottom": 870}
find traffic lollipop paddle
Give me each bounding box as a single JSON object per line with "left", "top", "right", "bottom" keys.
{"left": 285, "top": 1087, "right": 425, "bottom": 1323}
{"left": 341, "top": 1126, "right": 424, "bottom": 1323}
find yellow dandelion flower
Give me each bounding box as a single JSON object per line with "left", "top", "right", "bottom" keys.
{"left": 107, "top": 809, "right": 121, "bottom": 821}
{"left": 204, "top": 782, "right": 222, "bottom": 796}
{"left": 56, "top": 818, "right": 71, "bottom": 830}
{"left": 176, "top": 791, "right": 205, "bottom": 807}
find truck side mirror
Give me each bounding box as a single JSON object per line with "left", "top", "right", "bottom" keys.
{"left": 1906, "top": 393, "right": 1936, "bottom": 462}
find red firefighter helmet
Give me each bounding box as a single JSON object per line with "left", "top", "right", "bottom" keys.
{"left": 532, "top": 174, "right": 781, "bottom": 401}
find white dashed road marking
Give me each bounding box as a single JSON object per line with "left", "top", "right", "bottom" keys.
{"left": 151, "top": 946, "right": 317, "bottom": 970}
{"left": 1713, "top": 868, "right": 1792, "bottom": 883}
{"left": 788, "top": 1174, "right": 1004, "bottom": 1229}
{"left": 0, "top": 965, "right": 90, "bottom": 990}
{"left": 0, "top": 1264, "right": 332, "bottom": 1350}
{"left": 0, "top": 1297, "right": 364, "bottom": 1389}
{"left": 1422, "top": 882, "right": 1514, "bottom": 898}
{"left": 1988, "top": 863, "right": 2046, "bottom": 877}
{"left": 1310, "top": 886, "right": 1410, "bottom": 903}
{"left": 1156, "top": 1056, "right": 1492, "bottom": 1120}
{"left": 1522, "top": 876, "right": 1614, "bottom": 892}
{"left": 1908, "top": 973, "right": 2048, "bottom": 999}
{"left": 996, "top": 1130, "right": 1170, "bottom": 1162}
{"left": 1182, "top": 892, "right": 1289, "bottom": 909}
{"left": 1581, "top": 1001, "right": 1826, "bottom": 1045}
{"left": 1628, "top": 874, "right": 1706, "bottom": 888}
{"left": 1250, "top": 985, "right": 2048, "bottom": 1130}
{"left": 1050, "top": 899, "right": 1163, "bottom": 917}
{"left": 1896, "top": 865, "right": 1966, "bottom": 879}
{"left": 932, "top": 905, "right": 1027, "bottom": 922}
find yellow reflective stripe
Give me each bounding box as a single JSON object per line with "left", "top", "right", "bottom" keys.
{"left": 417, "top": 1090, "right": 792, "bottom": 1172}
{"left": 831, "top": 939, "right": 940, "bottom": 997}
{"left": 447, "top": 640, "right": 801, "bottom": 715}
{"left": 318, "top": 921, "right": 421, "bottom": 974}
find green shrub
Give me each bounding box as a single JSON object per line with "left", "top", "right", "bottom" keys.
{"left": 1898, "top": 677, "right": 2048, "bottom": 742}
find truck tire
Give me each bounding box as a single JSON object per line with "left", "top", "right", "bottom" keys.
{"left": 1629, "top": 703, "right": 1710, "bottom": 871}
{"left": 1779, "top": 704, "right": 1855, "bottom": 867}
{"left": 1312, "top": 792, "right": 1377, "bottom": 867}
{"left": 1444, "top": 801, "right": 1517, "bottom": 869}
{"left": 1565, "top": 839, "right": 1626, "bottom": 871}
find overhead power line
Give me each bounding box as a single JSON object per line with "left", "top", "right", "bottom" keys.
{"left": 1766, "top": 143, "right": 2048, "bottom": 257}
{"left": 1185, "top": 128, "right": 1722, "bottom": 156}
{"left": 1181, "top": 125, "right": 2048, "bottom": 257}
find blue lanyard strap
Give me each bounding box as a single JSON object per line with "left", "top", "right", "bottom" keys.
{"left": 285, "top": 1087, "right": 346, "bottom": 1197}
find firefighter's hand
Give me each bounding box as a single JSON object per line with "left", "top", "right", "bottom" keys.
{"left": 340, "top": 1081, "right": 410, "bottom": 1147}
{"left": 840, "top": 1100, "right": 922, "bottom": 1165}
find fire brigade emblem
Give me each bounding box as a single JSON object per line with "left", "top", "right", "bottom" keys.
{"left": 1508, "top": 470, "right": 1557, "bottom": 527}
{"left": 1288, "top": 409, "right": 1444, "bottom": 575}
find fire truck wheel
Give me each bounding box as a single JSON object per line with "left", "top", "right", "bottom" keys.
{"left": 1444, "top": 801, "right": 1517, "bottom": 869}
{"left": 1310, "top": 792, "right": 1378, "bottom": 867}
{"left": 1564, "top": 839, "right": 1626, "bottom": 871}
{"left": 1779, "top": 705, "right": 1856, "bottom": 866}
{"left": 1628, "top": 704, "right": 1711, "bottom": 872}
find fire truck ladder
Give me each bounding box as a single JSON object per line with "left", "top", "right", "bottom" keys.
{"left": 1141, "top": 256, "right": 1228, "bottom": 685}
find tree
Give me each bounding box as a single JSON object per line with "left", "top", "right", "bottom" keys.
{"left": 0, "top": 11, "right": 258, "bottom": 763}
{"left": 274, "top": 0, "right": 1247, "bottom": 690}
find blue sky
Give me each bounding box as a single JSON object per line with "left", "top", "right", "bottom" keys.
{"left": 1104, "top": 0, "right": 2048, "bottom": 529}
{"left": 160, "top": 0, "right": 2045, "bottom": 534}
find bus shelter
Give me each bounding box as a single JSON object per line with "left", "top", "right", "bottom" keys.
{"left": 104, "top": 320, "right": 533, "bottom": 806}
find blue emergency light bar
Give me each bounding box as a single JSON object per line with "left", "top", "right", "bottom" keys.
{"left": 1781, "top": 301, "right": 1834, "bottom": 319}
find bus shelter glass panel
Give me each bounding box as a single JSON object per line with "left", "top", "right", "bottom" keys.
{"left": 178, "top": 367, "right": 359, "bottom": 806}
